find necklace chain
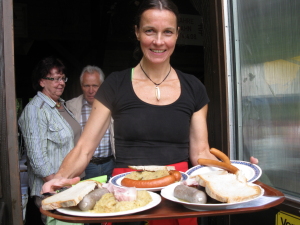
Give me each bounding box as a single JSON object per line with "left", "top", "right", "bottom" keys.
{"left": 140, "top": 63, "right": 171, "bottom": 101}
{"left": 140, "top": 64, "right": 171, "bottom": 86}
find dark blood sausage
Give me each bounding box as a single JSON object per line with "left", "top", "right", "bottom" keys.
{"left": 121, "top": 170, "right": 181, "bottom": 188}
{"left": 174, "top": 184, "right": 207, "bottom": 204}
{"left": 78, "top": 188, "right": 109, "bottom": 211}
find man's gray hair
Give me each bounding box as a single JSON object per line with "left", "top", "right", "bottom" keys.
{"left": 80, "top": 65, "right": 105, "bottom": 84}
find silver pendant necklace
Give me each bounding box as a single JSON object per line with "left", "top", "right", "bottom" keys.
{"left": 140, "top": 63, "right": 171, "bottom": 101}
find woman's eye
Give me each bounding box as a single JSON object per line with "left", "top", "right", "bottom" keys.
{"left": 145, "top": 29, "right": 154, "bottom": 33}
{"left": 165, "top": 30, "right": 173, "bottom": 34}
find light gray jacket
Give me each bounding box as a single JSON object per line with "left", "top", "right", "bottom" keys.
{"left": 66, "top": 95, "right": 115, "bottom": 157}
{"left": 19, "top": 92, "right": 76, "bottom": 197}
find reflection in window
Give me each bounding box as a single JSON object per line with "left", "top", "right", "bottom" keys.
{"left": 229, "top": 0, "right": 300, "bottom": 199}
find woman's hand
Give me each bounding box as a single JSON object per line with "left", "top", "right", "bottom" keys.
{"left": 42, "top": 174, "right": 55, "bottom": 183}
{"left": 250, "top": 156, "right": 259, "bottom": 164}
{"left": 41, "top": 177, "right": 80, "bottom": 194}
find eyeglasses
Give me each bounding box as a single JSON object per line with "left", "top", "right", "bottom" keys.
{"left": 43, "top": 77, "right": 68, "bottom": 83}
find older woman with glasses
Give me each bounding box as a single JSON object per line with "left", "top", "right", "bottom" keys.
{"left": 18, "top": 56, "right": 82, "bottom": 225}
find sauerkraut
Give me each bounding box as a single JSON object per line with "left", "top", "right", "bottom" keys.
{"left": 90, "top": 190, "right": 152, "bottom": 213}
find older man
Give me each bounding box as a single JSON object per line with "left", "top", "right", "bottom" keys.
{"left": 66, "top": 65, "right": 114, "bottom": 180}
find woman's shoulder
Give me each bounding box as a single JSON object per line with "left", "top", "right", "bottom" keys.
{"left": 176, "top": 69, "right": 204, "bottom": 86}
{"left": 107, "top": 68, "right": 132, "bottom": 79}
{"left": 102, "top": 68, "right": 132, "bottom": 87}
{"left": 23, "top": 94, "right": 53, "bottom": 113}
{"left": 24, "top": 95, "right": 43, "bottom": 108}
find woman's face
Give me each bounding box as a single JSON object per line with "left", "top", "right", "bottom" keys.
{"left": 39, "top": 68, "right": 66, "bottom": 101}
{"left": 135, "top": 9, "right": 179, "bottom": 65}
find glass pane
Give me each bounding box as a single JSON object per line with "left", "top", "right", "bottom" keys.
{"left": 230, "top": 0, "right": 300, "bottom": 199}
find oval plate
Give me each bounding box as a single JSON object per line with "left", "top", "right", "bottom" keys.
{"left": 186, "top": 160, "right": 262, "bottom": 183}
{"left": 57, "top": 191, "right": 161, "bottom": 217}
{"left": 161, "top": 182, "right": 264, "bottom": 211}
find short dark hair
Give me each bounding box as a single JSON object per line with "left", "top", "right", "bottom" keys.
{"left": 133, "top": 0, "right": 179, "bottom": 60}
{"left": 32, "top": 56, "right": 66, "bottom": 91}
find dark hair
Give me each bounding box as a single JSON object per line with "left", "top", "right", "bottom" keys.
{"left": 32, "top": 56, "right": 66, "bottom": 91}
{"left": 133, "top": 0, "right": 180, "bottom": 60}
{"left": 135, "top": 0, "right": 179, "bottom": 28}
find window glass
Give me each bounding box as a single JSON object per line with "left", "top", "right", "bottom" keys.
{"left": 230, "top": 0, "right": 300, "bottom": 199}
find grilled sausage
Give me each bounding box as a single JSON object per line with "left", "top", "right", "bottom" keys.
{"left": 197, "top": 158, "right": 239, "bottom": 174}
{"left": 210, "top": 148, "right": 231, "bottom": 164}
{"left": 121, "top": 170, "right": 181, "bottom": 188}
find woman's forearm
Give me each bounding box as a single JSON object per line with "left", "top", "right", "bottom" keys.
{"left": 54, "top": 99, "right": 112, "bottom": 179}
{"left": 54, "top": 145, "right": 92, "bottom": 178}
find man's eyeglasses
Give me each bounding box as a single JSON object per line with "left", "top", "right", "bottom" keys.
{"left": 43, "top": 77, "right": 68, "bottom": 83}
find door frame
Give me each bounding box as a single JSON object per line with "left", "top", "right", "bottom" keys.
{"left": 0, "top": 0, "right": 23, "bottom": 224}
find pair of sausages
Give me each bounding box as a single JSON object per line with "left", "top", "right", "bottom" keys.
{"left": 197, "top": 148, "right": 239, "bottom": 174}
{"left": 121, "top": 170, "right": 182, "bottom": 188}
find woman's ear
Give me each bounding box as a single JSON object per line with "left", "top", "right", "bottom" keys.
{"left": 135, "top": 25, "right": 140, "bottom": 41}
{"left": 176, "top": 27, "right": 180, "bottom": 39}
{"left": 39, "top": 79, "right": 45, "bottom": 88}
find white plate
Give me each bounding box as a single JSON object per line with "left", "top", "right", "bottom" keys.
{"left": 109, "top": 171, "right": 188, "bottom": 191}
{"left": 186, "top": 160, "right": 262, "bottom": 183}
{"left": 57, "top": 191, "right": 161, "bottom": 217}
{"left": 161, "top": 183, "right": 264, "bottom": 211}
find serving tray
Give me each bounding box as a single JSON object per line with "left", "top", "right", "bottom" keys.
{"left": 40, "top": 181, "right": 284, "bottom": 223}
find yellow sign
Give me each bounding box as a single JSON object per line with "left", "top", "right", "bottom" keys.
{"left": 276, "top": 211, "right": 300, "bottom": 225}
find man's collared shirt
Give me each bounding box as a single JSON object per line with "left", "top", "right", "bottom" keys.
{"left": 81, "top": 98, "right": 112, "bottom": 157}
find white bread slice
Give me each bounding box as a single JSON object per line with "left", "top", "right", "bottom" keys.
{"left": 128, "top": 165, "right": 175, "bottom": 171}
{"left": 41, "top": 180, "right": 101, "bottom": 210}
{"left": 194, "top": 170, "right": 228, "bottom": 187}
{"left": 195, "top": 173, "right": 262, "bottom": 203}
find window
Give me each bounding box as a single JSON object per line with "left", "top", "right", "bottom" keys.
{"left": 226, "top": 0, "right": 300, "bottom": 200}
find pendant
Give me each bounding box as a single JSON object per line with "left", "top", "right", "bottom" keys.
{"left": 155, "top": 86, "right": 160, "bottom": 101}
{"left": 56, "top": 102, "right": 61, "bottom": 108}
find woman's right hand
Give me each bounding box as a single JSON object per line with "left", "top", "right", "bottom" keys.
{"left": 41, "top": 177, "right": 80, "bottom": 194}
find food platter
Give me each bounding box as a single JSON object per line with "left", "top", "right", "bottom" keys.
{"left": 110, "top": 171, "right": 188, "bottom": 191}
{"left": 56, "top": 191, "right": 161, "bottom": 217}
{"left": 186, "top": 160, "right": 262, "bottom": 183}
{"left": 161, "top": 183, "right": 264, "bottom": 211}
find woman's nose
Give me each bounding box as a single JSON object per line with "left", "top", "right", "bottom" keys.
{"left": 153, "top": 34, "right": 164, "bottom": 45}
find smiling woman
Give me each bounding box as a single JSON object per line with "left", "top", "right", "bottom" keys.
{"left": 18, "top": 56, "right": 82, "bottom": 225}
{"left": 41, "top": 1, "right": 218, "bottom": 225}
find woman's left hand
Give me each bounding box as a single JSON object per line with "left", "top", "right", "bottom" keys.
{"left": 250, "top": 156, "right": 259, "bottom": 164}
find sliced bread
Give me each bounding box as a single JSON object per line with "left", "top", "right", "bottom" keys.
{"left": 42, "top": 180, "right": 102, "bottom": 210}
{"left": 195, "top": 173, "right": 262, "bottom": 203}
{"left": 128, "top": 165, "right": 175, "bottom": 171}
{"left": 194, "top": 170, "right": 229, "bottom": 187}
